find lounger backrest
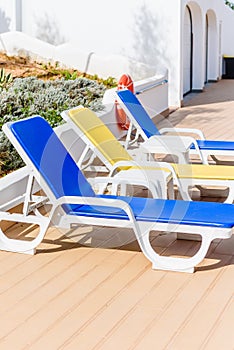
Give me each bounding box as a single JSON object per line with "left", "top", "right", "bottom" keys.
{"left": 116, "top": 89, "right": 161, "bottom": 138}
{"left": 68, "top": 107, "right": 133, "bottom": 166}
{"left": 8, "top": 116, "right": 95, "bottom": 207}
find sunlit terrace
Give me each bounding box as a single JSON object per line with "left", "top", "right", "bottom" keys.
{"left": 0, "top": 79, "right": 234, "bottom": 349}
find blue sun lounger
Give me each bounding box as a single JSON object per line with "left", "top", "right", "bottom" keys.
{"left": 2, "top": 115, "right": 234, "bottom": 273}
{"left": 116, "top": 89, "right": 234, "bottom": 165}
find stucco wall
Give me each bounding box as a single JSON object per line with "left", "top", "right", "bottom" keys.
{"left": 0, "top": 0, "right": 233, "bottom": 108}
{"left": 0, "top": 1, "right": 15, "bottom": 32}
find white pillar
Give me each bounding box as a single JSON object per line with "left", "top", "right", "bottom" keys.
{"left": 15, "top": 0, "right": 22, "bottom": 31}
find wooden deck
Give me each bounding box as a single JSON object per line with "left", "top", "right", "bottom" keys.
{"left": 1, "top": 80, "right": 234, "bottom": 350}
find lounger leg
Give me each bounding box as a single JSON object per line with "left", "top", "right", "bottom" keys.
{"left": 136, "top": 225, "right": 213, "bottom": 273}
{"left": 177, "top": 188, "right": 192, "bottom": 201}
{"left": 124, "top": 122, "right": 133, "bottom": 149}
{"left": 224, "top": 185, "right": 234, "bottom": 203}
{"left": 196, "top": 150, "right": 209, "bottom": 164}
{"left": 110, "top": 183, "right": 119, "bottom": 195}
{"left": 196, "top": 185, "right": 231, "bottom": 202}
{"left": 173, "top": 151, "right": 190, "bottom": 164}
{"left": 167, "top": 179, "right": 175, "bottom": 199}
{"left": 210, "top": 155, "right": 234, "bottom": 166}
{"left": 0, "top": 212, "right": 50, "bottom": 254}
{"left": 120, "top": 183, "right": 127, "bottom": 196}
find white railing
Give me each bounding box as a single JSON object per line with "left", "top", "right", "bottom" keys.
{"left": 135, "top": 79, "right": 168, "bottom": 95}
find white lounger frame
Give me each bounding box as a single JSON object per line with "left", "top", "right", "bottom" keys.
{"left": 1, "top": 118, "right": 233, "bottom": 273}
{"left": 116, "top": 90, "right": 234, "bottom": 165}
{"left": 61, "top": 107, "right": 234, "bottom": 203}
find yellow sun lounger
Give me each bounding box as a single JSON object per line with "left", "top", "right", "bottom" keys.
{"left": 61, "top": 106, "right": 234, "bottom": 203}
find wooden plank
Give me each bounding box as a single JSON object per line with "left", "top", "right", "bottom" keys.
{"left": 0, "top": 79, "right": 233, "bottom": 349}
{"left": 131, "top": 255, "right": 231, "bottom": 350}
{"left": 165, "top": 257, "right": 234, "bottom": 349}
{"left": 0, "top": 249, "right": 142, "bottom": 348}
{"left": 202, "top": 290, "right": 234, "bottom": 348}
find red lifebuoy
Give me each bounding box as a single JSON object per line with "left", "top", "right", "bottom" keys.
{"left": 115, "top": 74, "right": 134, "bottom": 130}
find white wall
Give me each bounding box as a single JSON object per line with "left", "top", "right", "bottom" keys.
{"left": 0, "top": 1, "right": 16, "bottom": 32}
{"left": 140, "top": 0, "right": 181, "bottom": 109}
{"left": 20, "top": 0, "right": 143, "bottom": 54}
{"left": 219, "top": 4, "right": 234, "bottom": 56}
{"left": 0, "top": 0, "right": 234, "bottom": 108}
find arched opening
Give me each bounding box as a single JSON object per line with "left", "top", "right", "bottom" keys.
{"left": 183, "top": 5, "right": 193, "bottom": 95}
{"left": 182, "top": 2, "right": 203, "bottom": 96}
{"left": 206, "top": 9, "right": 218, "bottom": 82}
{"left": 205, "top": 14, "right": 208, "bottom": 83}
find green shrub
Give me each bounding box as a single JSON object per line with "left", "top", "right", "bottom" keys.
{"left": 225, "top": 1, "right": 234, "bottom": 10}
{"left": 0, "top": 76, "right": 107, "bottom": 174}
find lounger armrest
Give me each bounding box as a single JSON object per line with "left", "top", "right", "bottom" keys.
{"left": 139, "top": 160, "right": 180, "bottom": 186}
{"left": 109, "top": 160, "right": 172, "bottom": 177}
{"left": 53, "top": 195, "right": 137, "bottom": 225}
{"left": 87, "top": 176, "right": 139, "bottom": 194}
{"left": 179, "top": 136, "right": 208, "bottom": 164}
{"left": 110, "top": 160, "right": 140, "bottom": 175}
{"left": 110, "top": 160, "right": 177, "bottom": 195}
{"left": 126, "top": 160, "right": 181, "bottom": 187}
{"left": 159, "top": 127, "right": 205, "bottom": 140}
{"left": 144, "top": 135, "right": 207, "bottom": 164}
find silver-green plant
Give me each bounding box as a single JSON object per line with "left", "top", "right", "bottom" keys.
{"left": 0, "top": 76, "right": 107, "bottom": 174}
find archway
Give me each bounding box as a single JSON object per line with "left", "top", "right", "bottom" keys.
{"left": 205, "top": 9, "right": 218, "bottom": 82}
{"left": 182, "top": 2, "right": 203, "bottom": 95}
{"left": 183, "top": 5, "right": 193, "bottom": 95}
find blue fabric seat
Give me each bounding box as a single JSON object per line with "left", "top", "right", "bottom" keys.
{"left": 10, "top": 115, "right": 95, "bottom": 213}
{"left": 192, "top": 139, "right": 234, "bottom": 151}
{"left": 72, "top": 195, "right": 234, "bottom": 228}
{"left": 116, "top": 89, "right": 234, "bottom": 162}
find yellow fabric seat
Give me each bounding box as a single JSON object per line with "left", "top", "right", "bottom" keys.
{"left": 69, "top": 108, "right": 234, "bottom": 180}
{"left": 69, "top": 108, "right": 132, "bottom": 166}
{"left": 172, "top": 164, "right": 234, "bottom": 180}
{"left": 69, "top": 108, "right": 173, "bottom": 176}
{"left": 64, "top": 107, "right": 234, "bottom": 203}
